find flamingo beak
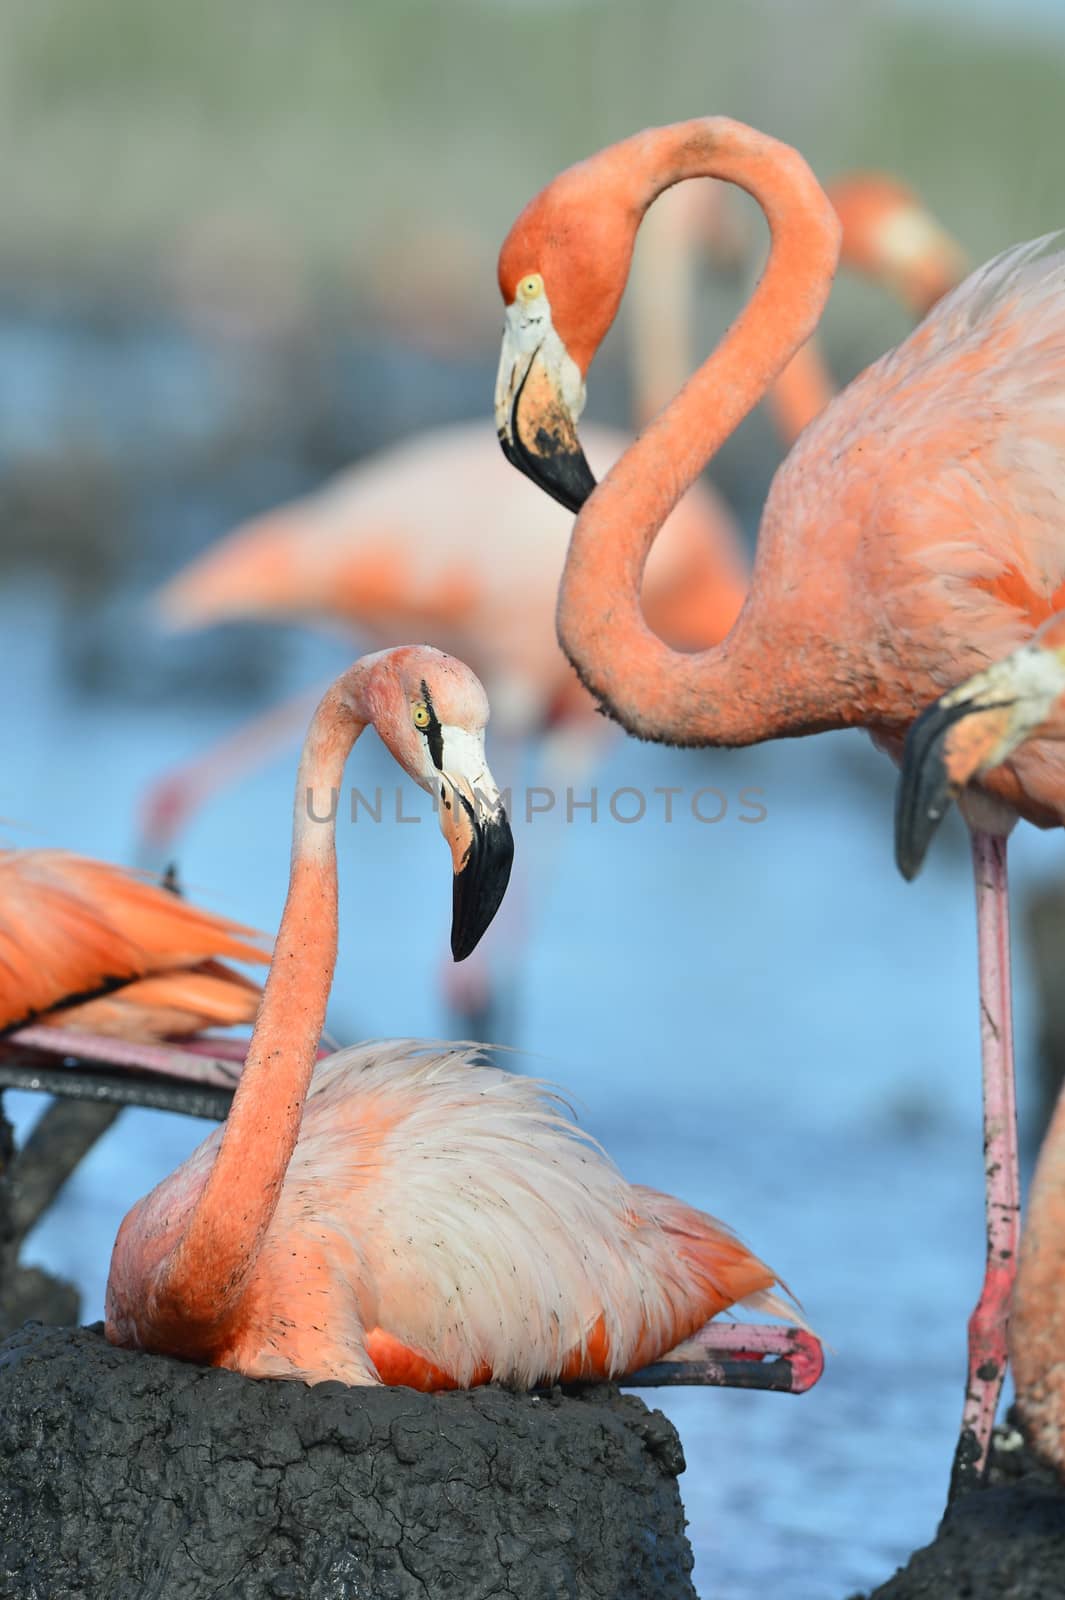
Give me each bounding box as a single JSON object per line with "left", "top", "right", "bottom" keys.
{"left": 436, "top": 734, "right": 514, "bottom": 960}
{"left": 895, "top": 696, "right": 985, "bottom": 881}
{"left": 495, "top": 321, "right": 597, "bottom": 515}
{"left": 895, "top": 689, "right": 1026, "bottom": 882}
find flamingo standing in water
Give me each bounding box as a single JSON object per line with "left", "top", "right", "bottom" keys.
{"left": 891, "top": 616, "right": 1065, "bottom": 1475}
{"left": 493, "top": 115, "right": 1065, "bottom": 1495}
{"left": 105, "top": 644, "right": 812, "bottom": 1391}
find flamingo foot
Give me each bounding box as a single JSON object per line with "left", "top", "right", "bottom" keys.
{"left": 948, "top": 830, "right": 1021, "bottom": 1505}
{"left": 624, "top": 1323, "right": 824, "bottom": 1394}
{"left": 950, "top": 1258, "right": 1015, "bottom": 1502}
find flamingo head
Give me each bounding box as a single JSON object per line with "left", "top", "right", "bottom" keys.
{"left": 495, "top": 146, "right": 648, "bottom": 512}
{"left": 829, "top": 173, "right": 968, "bottom": 317}
{"left": 365, "top": 647, "right": 514, "bottom": 960}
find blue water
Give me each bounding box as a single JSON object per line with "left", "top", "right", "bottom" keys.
{"left": 0, "top": 296, "right": 1058, "bottom": 1598}
{"left": 4, "top": 570, "right": 1058, "bottom": 1599}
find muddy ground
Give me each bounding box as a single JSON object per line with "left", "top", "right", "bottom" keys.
{"left": 860, "top": 1417, "right": 1065, "bottom": 1600}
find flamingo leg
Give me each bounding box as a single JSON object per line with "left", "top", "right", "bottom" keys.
{"left": 624, "top": 1323, "right": 824, "bottom": 1393}
{"left": 949, "top": 828, "right": 1020, "bottom": 1503}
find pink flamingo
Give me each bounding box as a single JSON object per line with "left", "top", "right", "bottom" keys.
{"left": 104, "top": 644, "right": 817, "bottom": 1393}
{"left": 892, "top": 616, "right": 1065, "bottom": 1474}
{"left": 493, "top": 115, "right": 1061, "bottom": 1496}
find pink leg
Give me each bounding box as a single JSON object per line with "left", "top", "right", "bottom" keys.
{"left": 624, "top": 1323, "right": 824, "bottom": 1394}
{"left": 949, "top": 828, "right": 1021, "bottom": 1502}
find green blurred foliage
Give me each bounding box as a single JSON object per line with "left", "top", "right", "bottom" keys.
{"left": 1, "top": 0, "right": 1062, "bottom": 295}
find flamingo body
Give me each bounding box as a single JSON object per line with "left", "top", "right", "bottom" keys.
{"left": 748, "top": 237, "right": 1065, "bottom": 818}
{"left": 156, "top": 420, "right": 747, "bottom": 731}
{"left": 107, "top": 1040, "right": 790, "bottom": 1388}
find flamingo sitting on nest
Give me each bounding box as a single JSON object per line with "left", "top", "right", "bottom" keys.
{"left": 105, "top": 644, "right": 818, "bottom": 1393}
{"left": 493, "top": 115, "right": 1061, "bottom": 1495}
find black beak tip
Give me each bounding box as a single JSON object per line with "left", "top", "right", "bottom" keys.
{"left": 450, "top": 809, "right": 515, "bottom": 962}
{"left": 894, "top": 698, "right": 972, "bottom": 883}
{"left": 499, "top": 414, "right": 598, "bottom": 515}
{"left": 532, "top": 443, "right": 598, "bottom": 516}
{"left": 894, "top": 828, "right": 930, "bottom": 884}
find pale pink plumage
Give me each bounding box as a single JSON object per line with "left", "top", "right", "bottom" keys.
{"left": 108, "top": 1039, "right": 798, "bottom": 1388}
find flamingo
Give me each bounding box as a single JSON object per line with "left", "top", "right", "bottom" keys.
{"left": 891, "top": 618, "right": 1065, "bottom": 1477}
{"left": 493, "top": 115, "right": 1063, "bottom": 1497}
{"left": 0, "top": 850, "right": 267, "bottom": 1043}
{"left": 104, "top": 643, "right": 810, "bottom": 1391}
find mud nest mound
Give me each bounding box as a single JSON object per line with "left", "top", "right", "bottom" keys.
{"left": 0, "top": 1322, "right": 696, "bottom": 1600}
{"left": 863, "top": 1416, "right": 1065, "bottom": 1600}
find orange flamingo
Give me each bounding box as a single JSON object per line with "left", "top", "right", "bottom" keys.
{"left": 892, "top": 616, "right": 1065, "bottom": 1476}
{"left": 494, "top": 115, "right": 1060, "bottom": 1496}
{"left": 104, "top": 644, "right": 808, "bottom": 1390}
{"left": 0, "top": 850, "right": 267, "bottom": 1042}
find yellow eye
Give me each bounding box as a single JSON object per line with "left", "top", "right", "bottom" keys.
{"left": 412, "top": 702, "right": 431, "bottom": 729}
{"left": 516, "top": 272, "right": 544, "bottom": 304}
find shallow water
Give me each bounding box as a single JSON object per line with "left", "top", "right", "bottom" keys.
{"left": 5, "top": 572, "right": 1058, "bottom": 1600}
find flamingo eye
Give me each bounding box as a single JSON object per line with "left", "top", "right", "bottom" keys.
{"left": 412, "top": 702, "right": 431, "bottom": 730}
{"left": 516, "top": 272, "right": 544, "bottom": 304}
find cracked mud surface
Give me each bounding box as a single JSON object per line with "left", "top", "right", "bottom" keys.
{"left": 0, "top": 1322, "right": 696, "bottom": 1599}
{"left": 860, "top": 1417, "right": 1065, "bottom": 1600}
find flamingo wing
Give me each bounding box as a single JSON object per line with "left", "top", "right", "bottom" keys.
{"left": 0, "top": 850, "right": 268, "bottom": 1032}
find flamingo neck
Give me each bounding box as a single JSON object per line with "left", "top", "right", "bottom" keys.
{"left": 558, "top": 118, "right": 841, "bottom": 746}
{"left": 162, "top": 669, "right": 372, "bottom": 1341}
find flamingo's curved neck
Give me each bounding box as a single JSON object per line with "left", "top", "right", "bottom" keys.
{"left": 161, "top": 669, "right": 371, "bottom": 1339}
{"left": 559, "top": 119, "right": 841, "bottom": 746}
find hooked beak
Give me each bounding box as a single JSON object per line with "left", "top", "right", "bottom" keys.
{"left": 495, "top": 327, "right": 597, "bottom": 515}
{"left": 437, "top": 748, "right": 514, "bottom": 960}
{"left": 895, "top": 693, "right": 1016, "bottom": 882}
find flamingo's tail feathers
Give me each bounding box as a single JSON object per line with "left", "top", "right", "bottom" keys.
{"left": 638, "top": 1185, "right": 808, "bottom": 1334}
{"left": 731, "top": 1283, "right": 814, "bottom": 1336}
